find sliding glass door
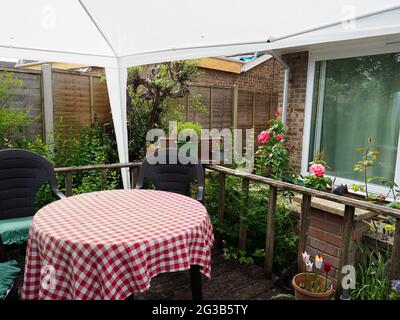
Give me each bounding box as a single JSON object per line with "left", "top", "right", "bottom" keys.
{"left": 309, "top": 52, "right": 400, "bottom": 182}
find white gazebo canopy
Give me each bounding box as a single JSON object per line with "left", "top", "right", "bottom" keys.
{"left": 2, "top": 0, "right": 400, "bottom": 187}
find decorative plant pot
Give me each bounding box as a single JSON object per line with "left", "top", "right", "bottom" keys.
{"left": 292, "top": 273, "right": 334, "bottom": 300}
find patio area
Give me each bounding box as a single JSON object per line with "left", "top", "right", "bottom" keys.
{"left": 14, "top": 249, "right": 286, "bottom": 300}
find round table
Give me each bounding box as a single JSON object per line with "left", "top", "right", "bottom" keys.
{"left": 21, "top": 189, "right": 214, "bottom": 300}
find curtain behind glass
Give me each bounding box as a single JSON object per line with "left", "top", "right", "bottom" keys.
{"left": 311, "top": 53, "right": 400, "bottom": 181}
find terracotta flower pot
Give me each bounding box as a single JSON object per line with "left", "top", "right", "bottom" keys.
{"left": 292, "top": 273, "right": 334, "bottom": 300}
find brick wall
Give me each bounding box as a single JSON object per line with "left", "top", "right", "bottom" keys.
{"left": 277, "top": 51, "right": 309, "bottom": 172}
{"left": 197, "top": 58, "right": 282, "bottom": 94}
{"left": 306, "top": 208, "right": 369, "bottom": 287}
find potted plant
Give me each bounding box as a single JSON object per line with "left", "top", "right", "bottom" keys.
{"left": 292, "top": 252, "right": 334, "bottom": 300}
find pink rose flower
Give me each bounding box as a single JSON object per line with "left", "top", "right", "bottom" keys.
{"left": 309, "top": 163, "right": 325, "bottom": 177}
{"left": 258, "top": 130, "right": 270, "bottom": 144}
{"left": 276, "top": 133, "right": 284, "bottom": 141}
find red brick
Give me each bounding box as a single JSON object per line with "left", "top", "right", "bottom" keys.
{"left": 310, "top": 216, "right": 341, "bottom": 235}
{"left": 277, "top": 51, "right": 308, "bottom": 170}
{"left": 308, "top": 237, "right": 340, "bottom": 257}
{"left": 309, "top": 226, "right": 342, "bottom": 247}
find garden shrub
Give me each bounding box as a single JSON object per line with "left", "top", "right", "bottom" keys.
{"left": 350, "top": 244, "right": 391, "bottom": 300}
{"left": 204, "top": 172, "right": 298, "bottom": 273}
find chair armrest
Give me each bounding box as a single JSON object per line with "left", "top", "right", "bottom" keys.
{"left": 196, "top": 186, "right": 205, "bottom": 203}
{"left": 135, "top": 180, "right": 143, "bottom": 189}
{"left": 53, "top": 189, "right": 66, "bottom": 200}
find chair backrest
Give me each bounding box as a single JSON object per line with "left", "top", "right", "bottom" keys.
{"left": 136, "top": 148, "right": 205, "bottom": 201}
{"left": 0, "top": 149, "right": 60, "bottom": 220}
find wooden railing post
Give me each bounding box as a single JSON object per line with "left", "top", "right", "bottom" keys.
{"left": 390, "top": 218, "right": 400, "bottom": 281}
{"left": 297, "top": 194, "right": 312, "bottom": 272}
{"left": 130, "top": 166, "right": 139, "bottom": 189}
{"left": 238, "top": 178, "right": 250, "bottom": 251}
{"left": 337, "top": 205, "right": 355, "bottom": 295}
{"left": 264, "top": 185, "right": 277, "bottom": 278}
{"left": 100, "top": 169, "right": 108, "bottom": 190}
{"left": 65, "top": 173, "right": 73, "bottom": 197}
{"left": 217, "top": 173, "right": 225, "bottom": 223}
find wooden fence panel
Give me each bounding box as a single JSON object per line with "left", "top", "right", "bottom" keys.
{"left": 188, "top": 86, "right": 211, "bottom": 129}
{"left": 52, "top": 71, "right": 92, "bottom": 134}
{"left": 92, "top": 76, "right": 111, "bottom": 123}
{"left": 211, "top": 87, "right": 232, "bottom": 130}
{"left": 0, "top": 69, "right": 43, "bottom": 137}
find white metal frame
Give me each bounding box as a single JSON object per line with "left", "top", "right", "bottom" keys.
{"left": 301, "top": 40, "right": 400, "bottom": 197}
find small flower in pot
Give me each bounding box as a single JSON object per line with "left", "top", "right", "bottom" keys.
{"left": 292, "top": 251, "right": 334, "bottom": 300}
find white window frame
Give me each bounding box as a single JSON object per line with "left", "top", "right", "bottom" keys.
{"left": 301, "top": 41, "right": 400, "bottom": 198}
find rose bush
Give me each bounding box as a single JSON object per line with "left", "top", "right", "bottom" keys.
{"left": 255, "top": 110, "right": 291, "bottom": 180}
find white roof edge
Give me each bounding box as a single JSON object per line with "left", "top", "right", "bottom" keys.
{"left": 268, "top": 26, "right": 400, "bottom": 54}
{"left": 119, "top": 42, "right": 271, "bottom": 68}
{"left": 269, "top": 3, "right": 400, "bottom": 44}
{"left": 0, "top": 46, "right": 118, "bottom": 68}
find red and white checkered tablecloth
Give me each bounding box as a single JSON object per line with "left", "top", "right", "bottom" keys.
{"left": 21, "top": 189, "right": 214, "bottom": 300}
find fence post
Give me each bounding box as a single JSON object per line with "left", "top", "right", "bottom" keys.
{"left": 238, "top": 178, "right": 250, "bottom": 251}
{"left": 209, "top": 86, "right": 213, "bottom": 129}
{"left": 100, "top": 169, "right": 108, "bottom": 190}
{"left": 130, "top": 166, "right": 139, "bottom": 189}
{"left": 264, "top": 185, "right": 277, "bottom": 278}
{"left": 41, "top": 64, "right": 54, "bottom": 154}
{"left": 65, "top": 173, "right": 73, "bottom": 197}
{"left": 297, "top": 194, "right": 312, "bottom": 272}
{"left": 217, "top": 172, "right": 225, "bottom": 223}
{"left": 337, "top": 205, "right": 355, "bottom": 296}
{"left": 232, "top": 85, "right": 238, "bottom": 129}
{"left": 89, "top": 75, "right": 95, "bottom": 124}
{"left": 390, "top": 218, "right": 400, "bottom": 281}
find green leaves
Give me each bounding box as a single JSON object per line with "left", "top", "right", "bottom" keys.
{"left": 254, "top": 117, "right": 290, "bottom": 180}
{"left": 353, "top": 138, "right": 381, "bottom": 199}
{"left": 0, "top": 71, "right": 23, "bottom": 108}
{"left": 204, "top": 173, "right": 298, "bottom": 272}
{"left": 303, "top": 175, "right": 332, "bottom": 191}
{"left": 351, "top": 245, "right": 390, "bottom": 300}
{"left": 352, "top": 184, "right": 365, "bottom": 192}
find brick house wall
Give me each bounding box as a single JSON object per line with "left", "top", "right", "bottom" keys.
{"left": 197, "top": 58, "right": 281, "bottom": 94}
{"left": 277, "top": 51, "right": 309, "bottom": 172}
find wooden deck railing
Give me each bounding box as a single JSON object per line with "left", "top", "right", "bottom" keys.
{"left": 54, "top": 162, "right": 400, "bottom": 287}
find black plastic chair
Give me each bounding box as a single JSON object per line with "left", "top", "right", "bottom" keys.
{"left": 0, "top": 260, "right": 20, "bottom": 300}
{"left": 135, "top": 148, "right": 205, "bottom": 202}
{"left": 135, "top": 148, "right": 205, "bottom": 300}
{"left": 0, "top": 149, "right": 65, "bottom": 261}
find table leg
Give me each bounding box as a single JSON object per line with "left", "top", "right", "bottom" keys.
{"left": 190, "top": 265, "right": 202, "bottom": 300}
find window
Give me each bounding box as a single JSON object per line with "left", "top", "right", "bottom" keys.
{"left": 308, "top": 52, "right": 400, "bottom": 187}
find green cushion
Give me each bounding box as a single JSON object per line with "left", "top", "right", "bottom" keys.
{"left": 0, "top": 260, "right": 20, "bottom": 299}
{"left": 0, "top": 216, "right": 33, "bottom": 245}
